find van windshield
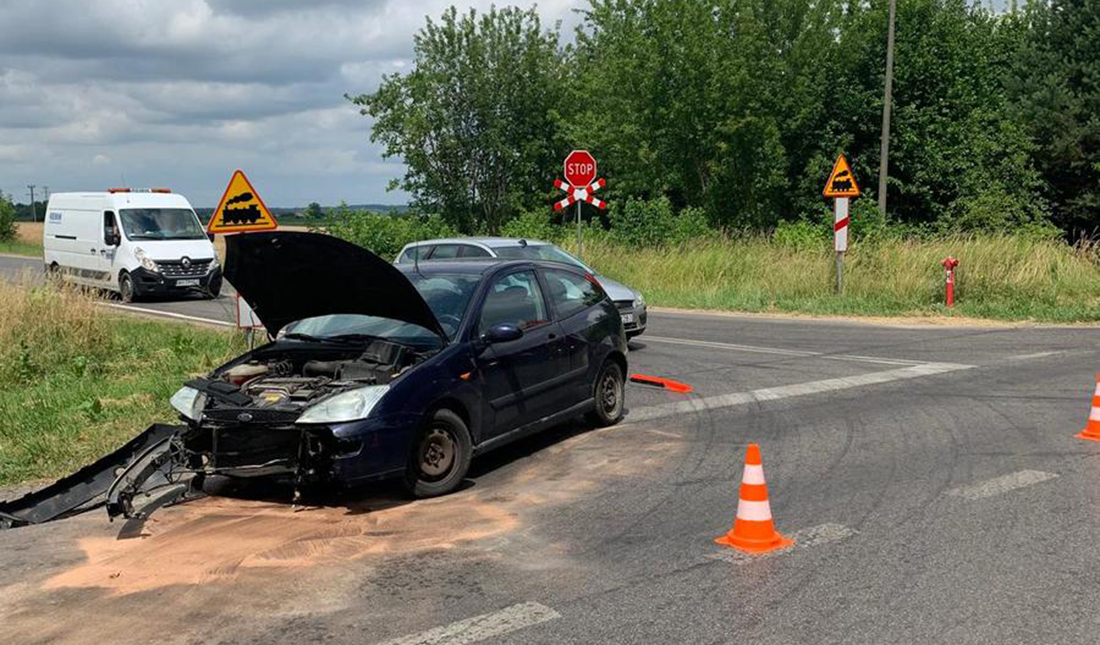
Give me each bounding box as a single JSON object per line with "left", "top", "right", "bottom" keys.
{"left": 120, "top": 209, "right": 207, "bottom": 241}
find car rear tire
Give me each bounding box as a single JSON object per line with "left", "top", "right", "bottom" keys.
{"left": 586, "top": 360, "right": 625, "bottom": 427}
{"left": 118, "top": 272, "right": 135, "bottom": 303}
{"left": 402, "top": 408, "right": 472, "bottom": 498}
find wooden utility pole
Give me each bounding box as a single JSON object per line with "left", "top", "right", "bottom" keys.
{"left": 877, "top": 0, "right": 897, "bottom": 215}
{"left": 26, "top": 185, "right": 36, "bottom": 222}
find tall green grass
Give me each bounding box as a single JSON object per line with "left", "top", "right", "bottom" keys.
{"left": 0, "top": 281, "right": 245, "bottom": 486}
{"left": 569, "top": 234, "right": 1100, "bottom": 322}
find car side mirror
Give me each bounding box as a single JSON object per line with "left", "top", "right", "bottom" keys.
{"left": 106, "top": 231, "right": 121, "bottom": 246}
{"left": 482, "top": 323, "right": 523, "bottom": 344}
{"left": 207, "top": 232, "right": 215, "bottom": 242}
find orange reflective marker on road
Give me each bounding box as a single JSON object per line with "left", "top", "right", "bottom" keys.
{"left": 629, "top": 374, "right": 693, "bottom": 393}
{"left": 1076, "top": 373, "right": 1100, "bottom": 442}
{"left": 716, "top": 443, "right": 794, "bottom": 554}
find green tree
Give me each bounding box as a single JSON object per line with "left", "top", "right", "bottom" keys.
{"left": 0, "top": 191, "right": 16, "bottom": 242}
{"left": 1008, "top": 0, "right": 1100, "bottom": 235}
{"left": 349, "top": 6, "right": 565, "bottom": 234}
{"left": 304, "top": 202, "right": 324, "bottom": 220}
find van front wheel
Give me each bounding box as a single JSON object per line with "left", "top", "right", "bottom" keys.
{"left": 118, "top": 272, "right": 135, "bottom": 303}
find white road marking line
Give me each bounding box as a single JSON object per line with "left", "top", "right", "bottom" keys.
{"left": 1005, "top": 351, "right": 1065, "bottom": 361}
{"left": 945, "top": 470, "right": 1059, "bottom": 501}
{"left": 627, "top": 362, "right": 973, "bottom": 423}
{"left": 709, "top": 523, "right": 857, "bottom": 565}
{"left": 376, "top": 602, "right": 560, "bottom": 645}
{"left": 101, "top": 303, "right": 235, "bottom": 327}
{"left": 644, "top": 335, "right": 928, "bottom": 366}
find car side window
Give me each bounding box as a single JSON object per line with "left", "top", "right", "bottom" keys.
{"left": 397, "top": 247, "right": 421, "bottom": 264}
{"left": 479, "top": 270, "right": 549, "bottom": 331}
{"left": 429, "top": 244, "right": 461, "bottom": 259}
{"left": 103, "top": 211, "right": 118, "bottom": 244}
{"left": 543, "top": 268, "right": 605, "bottom": 319}
{"left": 458, "top": 245, "right": 491, "bottom": 258}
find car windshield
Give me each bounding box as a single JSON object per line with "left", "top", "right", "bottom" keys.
{"left": 493, "top": 244, "right": 590, "bottom": 271}
{"left": 119, "top": 208, "right": 207, "bottom": 240}
{"left": 281, "top": 273, "right": 481, "bottom": 347}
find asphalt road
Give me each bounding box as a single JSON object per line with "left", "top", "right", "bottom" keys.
{"left": 2, "top": 253, "right": 1099, "bottom": 644}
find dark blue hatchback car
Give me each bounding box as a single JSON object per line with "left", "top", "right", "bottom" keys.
{"left": 162, "top": 232, "right": 628, "bottom": 499}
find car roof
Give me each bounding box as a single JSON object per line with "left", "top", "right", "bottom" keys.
{"left": 396, "top": 257, "right": 583, "bottom": 277}
{"left": 403, "top": 237, "right": 552, "bottom": 250}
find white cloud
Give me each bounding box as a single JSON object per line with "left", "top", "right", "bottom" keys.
{"left": 0, "top": 1, "right": 583, "bottom": 206}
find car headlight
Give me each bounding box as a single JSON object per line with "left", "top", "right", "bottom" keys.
{"left": 134, "top": 247, "right": 158, "bottom": 272}
{"left": 297, "top": 385, "right": 389, "bottom": 424}
{"left": 209, "top": 255, "right": 219, "bottom": 270}
{"left": 634, "top": 293, "right": 646, "bottom": 308}
{"left": 170, "top": 386, "right": 207, "bottom": 421}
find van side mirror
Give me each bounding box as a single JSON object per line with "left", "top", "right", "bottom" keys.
{"left": 207, "top": 232, "right": 215, "bottom": 242}
{"left": 482, "top": 323, "right": 523, "bottom": 344}
{"left": 105, "top": 231, "right": 121, "bottom": 246}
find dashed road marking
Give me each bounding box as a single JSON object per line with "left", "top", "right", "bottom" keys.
{"left": 376, "top": 601, "right": 560, "bottom": 645}
{"left": 644, "top": 335, "right": 928, "bottom": 366}
{"left": 946, "top": 470, "right": 1059, "bottom": 501}
{"left": 628, "top": 362, "right": 973, "bottom": 423}
{"left": 708, "top": 523, "right": 857, "bottom": 565}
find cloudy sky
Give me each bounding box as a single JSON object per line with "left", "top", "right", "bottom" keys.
{"left": 0, "top": 0, "right": 582, "bottom": 207}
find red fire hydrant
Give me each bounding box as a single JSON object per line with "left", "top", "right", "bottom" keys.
{"left": 942, "top": 257, "right": 959, "bottom": 307}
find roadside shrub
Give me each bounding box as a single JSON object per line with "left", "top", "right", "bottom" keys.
{"left": 670, "top": 206, "right": 711, "bottom": 244}
{"left": 500, "top": 209, "right": 558, "bottom": 242}
{"left": 608, "top": 196, "right": 674, "bottom": 247}
{"left": 324, "top": 204, "right": 456, "bottom": 259}
{"left": 773, "top": 219, "right": 828, "bottom": 250}
{"left": 0, "top": 191, "right": 16, "bottom": 242}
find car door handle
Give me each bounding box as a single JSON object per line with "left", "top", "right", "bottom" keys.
{"left": 548, "top": 333, "right": 558, "bottom": 340}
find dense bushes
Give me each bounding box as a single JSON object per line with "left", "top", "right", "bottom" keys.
{"left": 323, "top": 204, "right": 455, "bottom": 259}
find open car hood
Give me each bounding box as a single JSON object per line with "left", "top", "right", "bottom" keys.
{"left": 224, "top": 232, "right": 447, "bottom": 339}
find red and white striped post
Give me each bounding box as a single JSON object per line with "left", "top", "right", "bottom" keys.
{"left": 553, "top": 150, "right": 607, "bottom": 259}
{"left": 834, "top": 198, "right": 849, "bottom": 293}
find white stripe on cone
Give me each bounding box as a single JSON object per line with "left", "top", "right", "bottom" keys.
{"left": 742, "top": 464, "right": 766, "bottom": 485}
{"left": 1093, "top": 384, "right": 1100, "bottom": 396}
{"left": 735, "top": 499, "right": 774, "bottom": 521}
{"left": 1090, "top": 407, "right": 1100, "bottom": 421}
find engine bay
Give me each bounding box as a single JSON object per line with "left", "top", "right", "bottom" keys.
{"left": 194, "top": 337, "right": 423, "bottom": 418}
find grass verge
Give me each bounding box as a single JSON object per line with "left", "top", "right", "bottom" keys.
{"left": 0, "top": 280, "right": 245, "bottom": 486}
{"left": 0, "top": 240, "right": 43, "bottom": 257}
{"left": 570, "top": 234, "right": 1100, "bottom": 323}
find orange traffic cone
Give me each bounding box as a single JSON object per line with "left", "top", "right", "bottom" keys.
{"left": 1076, "top": 374, "right": 1100, "bottom": 442}
{"left": 716, "top": 443, "right": 794, "bottom": 553}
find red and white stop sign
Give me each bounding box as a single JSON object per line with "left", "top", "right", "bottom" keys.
{"left": 563, "top": 150, "right": 597, "bottom": 188}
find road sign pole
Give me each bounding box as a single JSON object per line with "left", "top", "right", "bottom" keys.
{"left": 576, "top": 199, "right": 582, "bottom": 260}
{"left": 834, "top": 197, "right": 849, "bottom": 294}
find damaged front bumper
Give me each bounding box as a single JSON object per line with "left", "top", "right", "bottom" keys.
{"left": 0, "top": 424, "right": 185, "bottom": 529}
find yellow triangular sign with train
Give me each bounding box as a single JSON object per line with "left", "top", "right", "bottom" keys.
{"left": 822, "top": 154, "right": 860, "bottom": 198}
{"left": 207, "top": 169, "right": 278, "bottom": 233}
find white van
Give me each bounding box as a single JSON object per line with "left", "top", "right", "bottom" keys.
{"left": 43, "top": 189, "right": 222, "bottom": 302}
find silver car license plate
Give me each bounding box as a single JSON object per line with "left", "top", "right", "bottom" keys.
{"left": 621, "top": 313, "right": 635, "bottom": 324}
{"left": 176, "top": 279, "right": 200, "bottom": 287}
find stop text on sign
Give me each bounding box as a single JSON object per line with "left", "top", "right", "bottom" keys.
{"left": 564, "top": 150, "right": 597, "bottom": 188}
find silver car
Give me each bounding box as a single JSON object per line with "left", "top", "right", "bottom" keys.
{"left": 395, "top": 237, "right": 647, "bottom": 337}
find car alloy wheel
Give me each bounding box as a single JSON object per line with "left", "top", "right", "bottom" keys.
{"left": 119, "top": 273, "right": 135, "bottom": 303}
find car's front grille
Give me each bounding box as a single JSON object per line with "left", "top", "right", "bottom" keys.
{"left": 615, "top": 300, "right": 635, "bottom": 312}
{"left": 156, "top": 259, "right": 212, "bottom": 278}
{"left": 203, "top": 407, "right": 300, "bottom": 424}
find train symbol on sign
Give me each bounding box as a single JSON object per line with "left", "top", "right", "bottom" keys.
{"left": 222, "top": 192, "right": 263, "bottom": 225}
{"left": 830, "top": 171, "right": 853, "bottom": 193}
{"left": 822, "top": 154, "right": 860, "bottom": 198}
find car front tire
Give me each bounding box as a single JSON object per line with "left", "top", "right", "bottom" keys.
{"left": 118, "top": 272, "right": 136, "bottom": 303}
{"left": 586, "top": 359, "right": 625, "bottom": 427}
{"left": 402, "top": 408, "right": 473, "bottom": 498}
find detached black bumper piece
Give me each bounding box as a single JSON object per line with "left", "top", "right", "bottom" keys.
{"left": 0, "top": 424, "right": 182, "bottom": 529}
